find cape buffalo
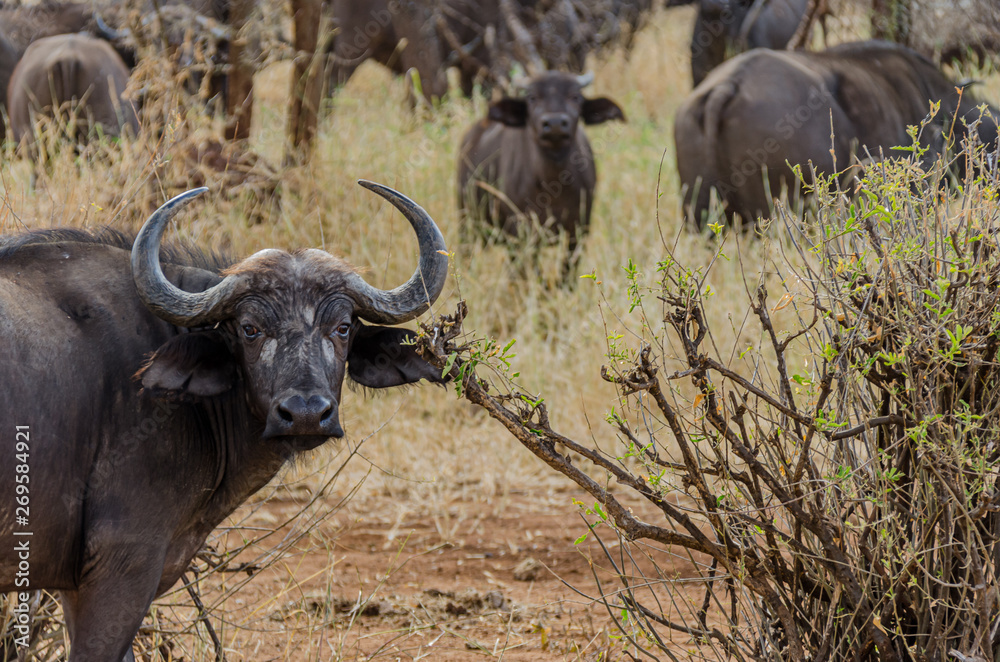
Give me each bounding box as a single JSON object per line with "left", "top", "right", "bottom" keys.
{"left": 0, "top": 1, "right": 99, "bottom": 53}
{"left": 456, "top": 71, "right": 624, "bottom": 274}
{"left": 0, "top": 28, "right": 16, "bottom": 120}
{"left": 325, "top": 0, "right": 609, "bottom": 102}
{"left": 689, "top": 0, "right": 811, "bottom": 86}
{"left": 0, "top": 2, "right": 129, "bottom": 138}
{"left": 327, "top": 0, "right": 487, "bottom": 101}
{"left": 674, "top": 40, "right": 999, "bottom": 228}
{"left": 7, "top": 33, "right": 139, "bottom": 148}
{"left": 0, "top": 181, "right": 448, "bottom": 661}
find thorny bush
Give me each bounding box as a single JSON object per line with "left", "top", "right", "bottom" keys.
{"left": 417, "top": 122, "right": 1000, "bottom": 660}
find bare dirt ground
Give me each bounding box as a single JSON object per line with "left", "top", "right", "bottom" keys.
{"left": 163, "top": 479, "right": 709, "bottom": 662}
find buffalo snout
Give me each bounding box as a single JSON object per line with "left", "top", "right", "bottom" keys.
{"left": 538, "top": 113, "right": 574, "bottom": 149}
{"left": 267, "top": 393, "right": 343, "bottom": 439}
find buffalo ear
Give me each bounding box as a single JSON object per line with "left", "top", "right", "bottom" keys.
{"left": 582, "top": 97, "right": 625, "bottom": 125}
{"left": 488, "top": 98, "right": 529, "bottom": 127}
{"left": 139, "top": 332, "right": 236, "bottom": 398}
{"left": 348, "top": 324, "right": 447, "bottom": 389}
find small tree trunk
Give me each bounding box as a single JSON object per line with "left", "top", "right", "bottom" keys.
{"left": 285, "top": 0, "right": 324, "bottom": 165}
{"left": 224, "top": 0, "right": 255, "bottom": 142}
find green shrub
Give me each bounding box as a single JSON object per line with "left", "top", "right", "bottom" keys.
{"left": 419, "top": 130, "right": 1000, "bottom": 661}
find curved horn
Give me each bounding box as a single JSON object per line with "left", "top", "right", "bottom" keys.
{"left": 131, "top": 188, "right": 242, "bottom": 327}
{"left": 327, "top": 47, "right": 372, "bottom": 68}
{"left": 193, "top": 14, "right": 233, "bottom": 41}
{"left": 94, "top": 12, "right": 131, "bottom": 41}
{"left": 576, "top": 71, "right": 594, "bottom": 88}
{"left": 500, "top": 0, "right": 545, "bottom": 76}
{"left": 344, "top": 181, "right": 448, "bottom": 325}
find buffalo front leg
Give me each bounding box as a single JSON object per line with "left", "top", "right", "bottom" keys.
{"left": 60, "top": 567, "right": 159, "bottom": 662}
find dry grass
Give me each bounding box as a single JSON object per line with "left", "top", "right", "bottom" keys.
{"left": 2, "top": 4, "right": 999, "bottom": 659}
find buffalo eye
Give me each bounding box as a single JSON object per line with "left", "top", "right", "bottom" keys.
{"left": 241, "top": 324, "right": 261, "bottom": 339}
{"left": 329, "top": 323, "right": 351, "bottom": 340}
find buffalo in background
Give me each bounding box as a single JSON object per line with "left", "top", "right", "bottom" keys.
{"left": 688, "top": 0, "right": 812, "bottom": 85}
{"left": 0, "top": 2, "right": 126, "bottom": 137}
{"left": 325, "top": 0, "right": 655, "bottom": 101}
{"left": 0, "top": 2, "right": 102, "bottom": 53}
{"left": 872, "top": 0, "right": 1000, "bottom": 66}
{"left": 457, "top": 71, "right": 624, "bottom": 275}
{"left": 7, "top": 33, "right": 138, "bottom": 149}
{"left": 674, "top": 40, "right": 999, "bottom": 228}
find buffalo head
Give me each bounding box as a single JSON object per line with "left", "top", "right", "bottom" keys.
{"left": 132, "top": 181, "right": 448, "bottom": 450}
{"left": 487, "top": 72, "right": 625, "bottom": 156}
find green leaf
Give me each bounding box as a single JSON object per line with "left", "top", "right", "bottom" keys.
{"left": 441, "top": 352, "right": 457, "bottom": 379}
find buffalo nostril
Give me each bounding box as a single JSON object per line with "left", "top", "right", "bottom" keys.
{"left": 268, "top": 394, "right": 337, "bottom": 438}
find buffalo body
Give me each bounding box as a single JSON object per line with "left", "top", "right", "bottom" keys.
{"left": 0, "top": 183, "right": 448, "bottom": 661}
{"left": 675, "top": 40, "right": 998, "bottom": 227}
{"left": 457, "top": 71, "right": 624, "bottom": 269}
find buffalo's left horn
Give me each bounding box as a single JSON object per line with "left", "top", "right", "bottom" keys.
{"left": 345, "top": 181, "right": 448, "bottom": 325}
{"left": 132, "top": 188, "right": 243, "bottom": 327}
{"left": 576, "top": 72, "right": 594, "bottom": 88}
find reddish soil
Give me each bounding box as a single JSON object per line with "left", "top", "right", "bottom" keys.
{"left": 174, "top": 488, "right": 709, "bottom": 661}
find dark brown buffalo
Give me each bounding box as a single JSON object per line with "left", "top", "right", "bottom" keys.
{"left": 689, "top": 0, "right": 810, "bottom": 86}
{"left": 0, "top": 181, "right": 448, "bottom": 662}
{"left": 675, "top": 40, "right": 999, "bottom": 228}
{"left": 325, "top": 0, "right": 616, "bottom": 101}
{"left": 326, "top": 0, "right": 485, "bottom": 100}
{"left": 0, "top": 1, "right": 98, "bottom": 53}
{"left": 7, "top": 33, "right": 139, "bottom": 147}
{"left": 0, "top": 28, "right": 16, "bottom": 119}
{"left": 457, "top": 71, "right": 624, "bottom": 269}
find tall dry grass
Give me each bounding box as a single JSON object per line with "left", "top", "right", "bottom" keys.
{"left": 1, "top": 3, "right": 999, "bottom": 657}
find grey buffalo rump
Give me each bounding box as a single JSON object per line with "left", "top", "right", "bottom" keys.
{"left": 457, "top": 71, "right": 624, "bottom": 271}
{"left": 0, "top": 2, "right": 124, "bottom": 136}
{"left": 7, "top": 33, "right": 138, "bottom": 146}
{"left": 689, "top": 0, "right": 810, "bottom": 86}
{"left": 0, "top": 181, "right": 448, "bottom": 661}
{"left": 675, "top": 40, "right": 999, "bottom": 228}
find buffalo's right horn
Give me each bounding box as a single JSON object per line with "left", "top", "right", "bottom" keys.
{"left": 344, "top": 181, "right": 449, "bottom": 325}
{"left": 576, "top": 72, "right": 594, "bottom": 88}
{"left": 132, "top": 189, "right": 243, "bottom": 327}
{"left": 192, "top": 14, "right": 232, "bottom": 41}
{"left": 94, "top": 12, "right": 131, "bottom": 41}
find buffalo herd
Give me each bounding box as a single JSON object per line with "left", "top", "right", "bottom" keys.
{"left": 1, "top": 1, "right": 999, "bottom": 660}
